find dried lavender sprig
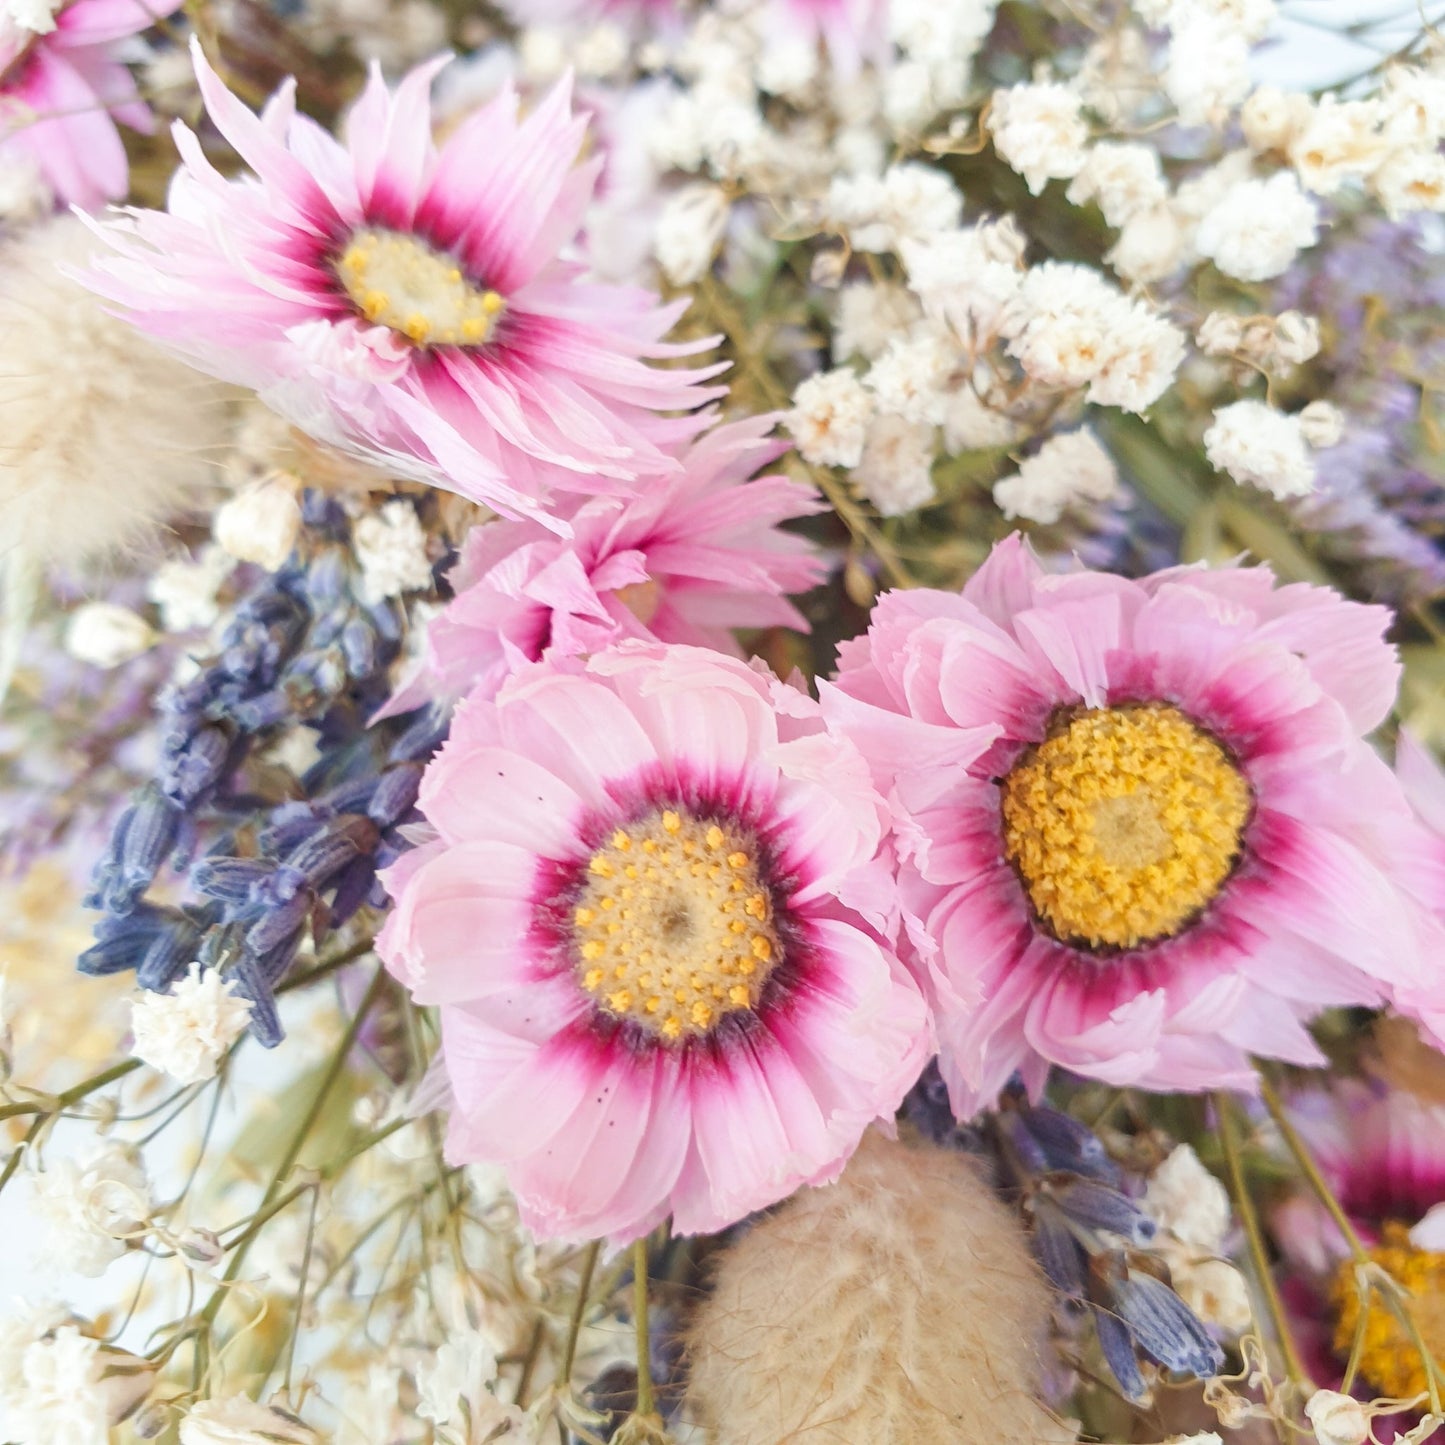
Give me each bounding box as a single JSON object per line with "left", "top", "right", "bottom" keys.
{"left": 81, "top": 491, "right": 446, "bottom": 1044}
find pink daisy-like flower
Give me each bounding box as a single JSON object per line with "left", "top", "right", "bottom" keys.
{"left": 384, "top": 413, "right": 825, "bottom": 715}
{"left": 82, "top": 43, "right": 721, "bottom": 526}
{"left": 377, "top": 642, "right": 931, "bottom": 1244}
{"left": 1388, "top": 732, "right": 1445, "bottom": 1051}
{"left": 0, "top": 0, "right": 180, "bottom": 209}
{"left": 824, "top": 534, "right": 1439, "bottom": 1114}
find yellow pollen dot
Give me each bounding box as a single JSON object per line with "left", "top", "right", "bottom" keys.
{"left": 999, "top": 703, "right": 1251, "bottom": 950}
{"left": 1331, "top": 1224, "right": 1445, "bottom": 1400}
{"left": 569, "top": 806, "right": 782, "bottom": 1042}
{"left": 335, "top": 228, "right": 505, "bottom": 349}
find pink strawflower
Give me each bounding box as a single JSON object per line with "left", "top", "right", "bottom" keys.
{"left": 377, "top": 642, "right": 931, "bottom": 1244}
{"left": 384, "top": 413, "right": 826, "bottom": 714}
{"left": 824, "top": 534, "right": 1439, "bottom": 1114}
{"left": 82, "top": 43, "right": 721, "bottom": 525}
{"left": 1389, "top": 732, "right": 1445, "bottom": 1051}
{"left": 0, "top": 0, "right": 180, "bottom": 209}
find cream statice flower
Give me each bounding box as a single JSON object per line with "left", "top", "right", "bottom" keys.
{"left": 988, "top": 82, "right": 1088, "bottom": 196}
{"left": 854, "top": 414, "right": 936, "bottom": 516}
{"left": 1196, "top": 172, "right": 1319, "bottom": 282}
{"left": 129, "top": 963, "right": 254, "bottom": 1086}
{"left": 64, "top": 604, "right": 156, "bottom": 670}
{"left": 992, "top": 428, "right": 1120, "bottom": 524}
{"left": 31, "top": 1145, "right": 151, "bottom": 1277}
{"left": 179, "top": 1395, "right": 318, "bottom": 1445}
{"left": 787, "top": 368, "right": 874, "bottom": 467}
{"left": 1204, "top": 399, "right": 1315, "bottom": 498}
{"left": 353, "top": 500, "right": 434, "bottom": 602}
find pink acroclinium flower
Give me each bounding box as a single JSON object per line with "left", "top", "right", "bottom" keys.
{"left": 823, "top": 533, "right": 1441, "bottom": 1116}
{"left": 377, "top": 642, "right": 931, "bottom": 1244}
{"left": 0, "top": 0, "right": 180, "bottom": 209}
{"left": 383, "top": 412, "right": 826, "bottom": 715}
{"left": 82, "top": 42, "right": 723, "bottom": 527}
{"left": 1389, "top": 731, "right": 1445, "bottom": 1051}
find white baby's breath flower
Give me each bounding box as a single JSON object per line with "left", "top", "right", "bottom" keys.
{"left": 829, "top": 163, "right": 963, "bottom": 252}
{"left": 901, "top": 219, "right": 1026, "bottom": 343}
{"left": 1269, "top": 311, "right": 1322, "bottom": 368}
{"left": 993, "top": 428, "right": 1120, "bottom": 525}
{"left": 572, "top": 22, "right": 628, "bottom": 80}
{"left": 31, "top": 1145, "right": 152, "bottom": 1277}
{"left": 1105, "top": 204, "right": 1186, "bottom": 284}
{"left": 64, "top": 603, "right": 156, "bottom": 669}
{"left": 416, "top": 1331, "right": 499, "bottom": 1426}
{"left": 214, "top": 476, "right": 303, "bottom": 571}
{"left": 1371, "top": 148, "right": 1445, "bottom": 220}
{"left": 834, "top": 282, "right": 922, "bottom": 361}
{"left": 353, "top": 499, "right": 433, "bottom": 602}
{"left": 1289, "top": 97, "right": 1390, "bottom": 196}
{"left": 1163, "top": 13, "right": 1250, "bottom": 127}
{"left": 129, "top": 963, "right": 254, "bottom": 1086}
{"left": 179, "top": 1395, "right": 319, "bottom": 1445}
{"left": 1380, "top": 65, "right": 1445, "bottom": 146}
{"left": 943, "top": 383, "right": 1026, "bottom": 453}
{"left": 1297, "top": 400, "right": 1345, "bottom": 449}
{"left": 147, "top": 545, "right": 234, "bottom": 633}
{"left": 1088, "top": 306, "right": 1187, "bottom": 414}
{"left": 1196, "top": 172, "right": 1318, "bottom": 281}
{"left": 1000, "top": 262, "right": 1117, "bottom": 391}
{"left": 1305, "top": 1389, "right": 1371, "bottom": 1445}
{"left": 787, "top": 369, "right": 874, "bottom": 468}
{"left": 1066, "top": 141, "right": 1167, "bottom": 227}
{"left": 1, "top": 0, "right": 62, "bottom": 35}
{"left": 8, "top": 1327, "right": 155, "bottom": 1445}
{"left": 1145, "top": 1145, "right": 1230, "bottom": 1252}
{"left": 988, "top": 82, "right": 1088, "bottom": 196}
{"left": 0, "top": 1300, "right": 67, "bottom": 1407}
{"left": 853, "top": 414, "right": 936, "bottom": 516}
{"left": 1204, "top": 398, "right": 1315, "bottom": 498}
{"left": 865, "top": 330, "right": 955, "bottom": 425}
{"left": 1172, "top": 1257, "right": 1252, "bottom": 1334}
{"left": 1241, "top": 84, "right": 1313, "bottom": 153}
{"left": 654, "top": 183, "right": 730, "bottom": 286}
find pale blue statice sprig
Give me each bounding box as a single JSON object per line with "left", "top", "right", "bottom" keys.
{"left": 80, "top": 491, "right": 445, "bottom": 1044}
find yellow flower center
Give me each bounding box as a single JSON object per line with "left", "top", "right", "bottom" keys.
{"left": 334, "top": 228, "right": 504, "bottom": 348}
{"left": 999, "top": 703, "right": 1251, "bottom": 950}
{"left": 1331, "top": 1223, "right": 1445, "bottom": 1401}
{"left": 571, "top": 808, "right": 782, "bottom": 1042}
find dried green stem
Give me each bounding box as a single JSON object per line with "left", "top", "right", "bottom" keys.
{"left": 632, "top": 1238, "right": 655, "bottom": 1418}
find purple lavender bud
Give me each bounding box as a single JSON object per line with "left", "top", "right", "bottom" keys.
{"left": 257, "top": 805, "right": 329, "bottom": 857}
{"left": 160, "top": 726, "right": 231, "bottom": 808}
{"left": 80, "top": 907, "right": 166, "bottom": 975}
{"left": 1046, "top": 1177, "right": 1157, "bottom": 1245}
{"left": 305, "top": 550, "right": 349, "bottom": 605}
{"left": 137, "top": 921, "right": 201, "bottom": 991}
{"left": 1091, "top": 1305, "right": 1148, "bottom": 1401}
{"left": 192, "top": 857, "right": 275, "bottom": 904}
{"left": 230, "top": 957, "right": 283, "bottom": 1047}
{"left": 256, "top": 928, "right": 305, "bottom": 985}
{"left": 111, "top": 789, "right": 181, "bottom": 911}
{"left": 327, "top": 855, "right": 377, "bottom": 929}
{"left": 232, "top": 690, "right": 293, "bottom": 731}
{"left": 244, "top": 891, "right": 311, "bottom": 956}
{"left": 387, "top": 705, "right": 448, "bottom": 763}
{"left": 286, "top": 815, "right": 379, "bottom": 889}
{"left": 340, "top": 618, "right": 376, "bottom": 676}
{"left": 1031, "top": 1201, "right": 1089, "bottom": 1297}
{"left": 1109, "top": 1271, "right": 1223, "bottom": 1377}
{"left": 1020, "top": 1106, "right": 1118, "bottom": 1182}
{"left": 999, "top": 1109, "right": 1052, "bottom": 1175}
{"left": 367, "top": 764, "right": 421, "bottom": 827}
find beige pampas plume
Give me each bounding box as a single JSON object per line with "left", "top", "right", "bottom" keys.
{"left": 685, "top": 1130, "right": 1075, "bottom": 1445}
{"left": 0, "top": 214, "right": 238, "bottom": 697}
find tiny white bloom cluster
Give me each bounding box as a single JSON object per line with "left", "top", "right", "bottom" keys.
{"left": 1204, "top": 398, "right": 1343, "bottom": 500}
{"left": 31, "top": 1144, "right": 152, "bottom": 1277}
{"left": 787, "top": 369, "right": 874, "bottom": 468}
{"left": 0, "top": 1321, "right": 153, "bottom": 1445}
{"left": 993, "top": 428, "right": 1120, "bottom": 525}
{"left": 129, "top": 962, "right": 255, "bottom": 1086}
{"left": 214, "top": 475, "right": 304, "bottom": 571}
{"left": 415, "top": 1330, "right": 530, "bottom": 1444}
{"left": 353, "top": 499, "right": 434, "bottom": 603}
{"left": 64, "top": 602, "right": 156, "bottom": 670}
{"left": 829, "top": 162, "right": 963, "bottom": 253}
{"left": 147, "top": 545, "right": 235, "bottom": 634}
{"left": 854, "top": 414, "right": 936, "bottom": 516}
{"left": 1143, "top": 1144, "right": 1251, "bottom": 1334}
{"left": 1196, "top": 171, "right": 1318, "bottom": 281}
{"left": 179, "top": 1394, "right": 319, "bottom": 1445}
{"left": 1304, "top": 1389, "right": 1371, "bottom": 1445}
{"left": 989, "top": 82, "right": 1088, "bottom": 196}
{"left": 654, "top": 182, "right": 731, "bottom": 285}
